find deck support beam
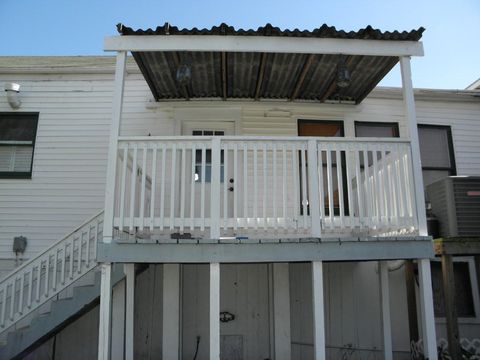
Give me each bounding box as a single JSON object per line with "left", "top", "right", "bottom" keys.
{"left": 124, "top": 263, "right": 135, "bottom": 360}
{"left": 312, "top": 261, "right": 326, "bottom": 360}
{"left": 103, "top": 51, "right": 127, "bottom": 243}
{"left": 273, "top": 263, "right": 291, "bottom": 360}
{"left": 209, "top": 262, "right": 220, "bottom": 360}
{"left": 418, "top": 259, "right": 437, "bottom": 360}
{"left": 162, "top": 264, "right": 180, "bottom": 360}
{"left": 98, "top": 263, "right": 112, "bottom": 360}
{"left": 379, "top": 261, "right": 393, "bottom": 360}
{"left": 441, "top": 255, "right": 461, "bottom": 360}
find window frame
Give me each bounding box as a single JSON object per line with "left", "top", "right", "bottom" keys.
{"left": 430, "top": 256, "right": 480, "bottom": 324}
{"left": 418, "top": 124, "right": 456, "bottom": 175}
{"left": 0, "top": 112, "right": 39, "bottom": 179}
{"left": 354, "top": 121, "right": 400, "bottom": 138}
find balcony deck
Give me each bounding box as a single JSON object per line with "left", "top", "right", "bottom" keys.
{"left": 110, "top": 136, "right": 421, "bottom": 243}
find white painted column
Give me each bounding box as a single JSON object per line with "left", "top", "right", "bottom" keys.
{"left": 124, "top": 263, "right": 135, "bottom": 360}
{"left": 210, "top": 262, "right": 220, "bottom": 360}
{"left": 163, "top": 264, "right": 180, "bottom": 360}
{"left": 273, "top": 263, "right": 291, "bottom": 360}
{"left": 312, "top": 261, "right": 326, "bottom": 360}
{"left": 399, "top": 56, "right": 427, "bottom": 236}
{"left": 379, "top": 261, "right": 393, "bottom": 360}
{"left": 98, "top": 263, "right": 113, "bottom": 360}
{"left": 418, "top": 259, "right": 437, "bottom": 360}
{"left": 111, "top": 278, "right": 126, "bottom": 360}
{"left": 103, "top": 51, "right": 127, "bottom": 243}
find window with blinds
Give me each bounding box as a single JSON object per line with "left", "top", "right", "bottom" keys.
{"left": 418, "top": 124, "right": 456, "bottom": 187}
{"left": 0, "top": 113, "right": 38, "bottom": 178}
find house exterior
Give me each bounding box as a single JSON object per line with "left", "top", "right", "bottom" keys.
{"left": 0, "top": 23, "right": 479, "bottom": 360}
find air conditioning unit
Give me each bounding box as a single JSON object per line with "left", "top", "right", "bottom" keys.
{"left": 426, "top": 176, "right": 480, "bottom": 237}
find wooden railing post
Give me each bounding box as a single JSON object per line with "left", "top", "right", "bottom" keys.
{"left": 210, "top": 137, "right": 221, "bottom": 239}
{"left": 308, "top": 140, "right": 322, "bottom": 237}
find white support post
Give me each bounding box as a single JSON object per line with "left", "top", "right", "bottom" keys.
{"left": 273, "top": 263, "right": 292, "bottom": 360}
{"left": 418, "top": 259, "right": 437, "bottom": 360}
{"left": 399, "top": 56, "right": 427, "bottom": 236}
{"left": 312, "top": 261, "right": 326, "bottom": 360}
{"left": 210, "top": 138, "right": 221, "bottom": 239}
{"left": 307, "top": 140, "right": 322, "bottom": 237}
{"left": 124, "top": 263, "right": 135, "bottom": 360}
{"left": 103, "top": 51, "right": 127, "bottom": 243}
{"left": 210, "top": 262, "right": 220, "bottom": 360}
{"left": 379, "top": 261, "right": 393, "bottom": 360}
{"left": 111, "top": 278, "right": 126, "bottom": 360}
{"left": 162, "top": 264, "right": 180, "bottom": 360}
{"left": 98, "top": 263, "right": 113, "bottom": 360}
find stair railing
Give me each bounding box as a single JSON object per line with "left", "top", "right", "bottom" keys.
{"left": 0, "top": 211, "right": 104, "bottom": 333}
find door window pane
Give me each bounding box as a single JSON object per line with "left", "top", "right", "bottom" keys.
{"left": 355, "top": 122, "right": 399, "bottom": 138}
{"left": 193, "top": 130, "right": 225, "bottom": 182}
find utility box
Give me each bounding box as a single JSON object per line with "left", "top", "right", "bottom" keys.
{"left": 426, "top": 176, "right": 480, "bottom": 237}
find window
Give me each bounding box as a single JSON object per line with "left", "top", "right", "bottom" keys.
{"left": 0, "top": 113, "right": 38, "bottom": 178}
{"left": 431, "top": 258, "right": 479, "bottom": 318}
{"left": 418, "top": 125, "right": 456, "bottom": 187}
{"left": 193, "top": 130, "right": 225, "bottom": 182}
{"left": 355, "top": 121, "right": 399, "bottom": 138}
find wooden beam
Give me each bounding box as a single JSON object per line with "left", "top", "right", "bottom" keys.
{"left": 254, "top": 53, "right": 268, "bottom": 100}
{"left": 312, "top": 261, "right": 326, "bottom": 360}
{"left": 221, "top": 52, "right": 227, "bottom": 100}
{"left": 418, "top": 259, "right": 437, "bottom": 360}
{"left": 209, "top": 263, "right": 220, "bottom": 360}
{"left": 379, "top": 261, "right": 393, "bottom": 360}
{"left": 124, "top": 263, "right": 135, "bottom": 360}
{"left": 163, "top": 264, "right": 180, "bottom": 360}
{"left": 98, "top": 263, "right": 112, "bottom": 360}
{"left": 290, "top": 54, "right": 315, "bottom": 101}
{"left": 441, "top": 255, "right": 461, "bottom": 360}
{"left": 105, "top": 35, "right": 424, "bottom": 57}
{"left": 434, "top": 238, "right": 480, "bottom": 255}
{"left": 273, "top": 263, "right": 291, "bottom": 360}
{"left": 404, "top": 260, "right": 419, "bottom": 343}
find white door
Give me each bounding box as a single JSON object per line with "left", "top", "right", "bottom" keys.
{"left": 182, "top": 121, "right": 236, "bottom": 234}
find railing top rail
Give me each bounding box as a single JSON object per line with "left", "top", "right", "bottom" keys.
{"left": 0, "top": 210, "right": 104, "bottom": 283}
{"left": 118, "top": 135, "right": 411, "bottom": 144}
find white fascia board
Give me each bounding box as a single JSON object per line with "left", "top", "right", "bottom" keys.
{"left": 104, "top": 35, "right": 424, "bottom": 57}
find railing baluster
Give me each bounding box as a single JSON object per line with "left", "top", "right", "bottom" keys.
{"left": 233, "top": 143, "right": 238, "bottom": 231}
{"left": 201, "top": 144, "right": 206, "bottom": 232}
{"left": 300, "top": 145, "right": 308, "bottom": 229}
{"left": 19, "top": 274, "right": 24, "bottom": 314}
{"left": 253, "top": 144, "right": 258, "bottom": 230}
{"left": 119, "top": 146, "right": 128, "bottom": 232}
{"left": 397, "top": 145, "right": 409, "bottom": 224}
{"left": 354, "top": 148, "right": 364, "bottom": 228}
{"left": 381, "top": 150, "right": 391, "bottom": 229}
{"left": 243, "top": 143, "right": 248, "bottom": 228}
{"left": 69, "top": 239, "right": 74, "bottom": 280}
{"left": 210, "top": 137, "right": 221, "bottom": 239}
{"left": 129, "top": 144, "right": 138, "bottom": 233}
{"left": 61, "top": 243, "right": 66, "bottom": 285}
{"left": 344, "top": 144, "right": 354, "bottom": 229}
{"left": 362, "top": 148, "right": 373, "bottom": 228}
{"left": 317, "top": 146, "right": 325, "bottom": 227}
{"left": 78, "top": 232, "right": 84, "bottom": 275}
{"left": 223, "top": 143, "right": 228, "bottom": 230}
{"left": 27, "top": 269, "right": 33, "bottom": 308}
{"left": 190, "top": 143, "right": 196, "bottom": 231}
{"left": 282, "top": 144, "right": 287, "bottom": 229}
{"left": 336, "top": 146, "right": 345, "bottom": 227}
{"left": 372, "top": 146, "right": 382, "bottom": 227}
{"left": 36, "top": 263, "right": 41, "bottom": 302}
{"left": 160, "top": 144, "right": 166, "bottom": 230}
{"left": 10, "top": 280, "right": 15, "bottom": 320}
{"left": 180, "top": 144, "right": 186, "bottom": 232}
{"left": 326, "top": 145, "right": 334, "bottom": 229}
{"left": 150, "top": 145, "right": 157, "bottom": 231}
{"left": 45, "top": 254, "right": 50, "bottom": 296}
{"left": 53, "top": 248, "right": 58, "bottom": 290}
{"left": 139, "top": 143, "right": 148, "bottom": 231}
{"left": 292, "top": 143, "right": 299, "bottom": 227}
{"left": 170, "top": 143, "right": 177, "bottom": 231}
{"left": 263, "top": 143, "right": 268, "bottom": 230}
{"left": 1, "top": 287, "right": 6, "bottom": 327}
{"left": 273, "top": 143, "right": 279, "bottom": 229}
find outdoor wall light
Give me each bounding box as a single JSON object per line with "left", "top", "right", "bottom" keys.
{"left": 336, "top": 56, "right": 351, "bottom": 88}
{"left": 5, "top": 82, "right": 22, "bottom": 109}
{"left": 176, "top": 64, "right": 192, "bottom": 86}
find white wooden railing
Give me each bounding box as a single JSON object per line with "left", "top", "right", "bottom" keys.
{"left": 113, "top": 136, "right": 419, "bottom": 240}
{"left": 0, "top": 211, "right": 103, "bottom": 332}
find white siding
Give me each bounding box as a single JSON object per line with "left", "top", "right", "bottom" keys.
{"left": 0, "top": 62, "right": 479, "bottom": 260}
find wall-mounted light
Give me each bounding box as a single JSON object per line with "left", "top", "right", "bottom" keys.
{"left": 5, "top": 82, "right": 22, "bottom": 109}
{"left": 336, "top": 56, "right": 351, "bottom": 89}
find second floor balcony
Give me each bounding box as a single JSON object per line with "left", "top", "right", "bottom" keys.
{"left": 111, "top": 135, "right": 420, "bottom": 242}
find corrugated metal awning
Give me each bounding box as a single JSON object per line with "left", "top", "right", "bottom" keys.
{"left": 118, "top": 23, "right": 425, "bottom": 104}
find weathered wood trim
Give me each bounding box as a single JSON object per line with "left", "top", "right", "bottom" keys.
{"left": 434, "top": 238, "right": 480, "bottom": 255}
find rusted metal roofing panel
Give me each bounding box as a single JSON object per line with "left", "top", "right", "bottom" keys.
{"left": 118, "top": 23, "right": 424, "bottom": 103}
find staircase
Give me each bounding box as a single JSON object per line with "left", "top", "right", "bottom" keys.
{"left": 0, "top": 211, "right": 106, "bottom": 359}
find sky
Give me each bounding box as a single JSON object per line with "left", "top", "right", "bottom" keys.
{"left": 0, "top": 0, "right": 479, "bottom": 89}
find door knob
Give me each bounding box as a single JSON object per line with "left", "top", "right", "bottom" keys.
{"left": 228, "top": 187, "right": 234, "bottom": 192}
{"left": 229, "top": 178, "right": 234, "bottom": 183}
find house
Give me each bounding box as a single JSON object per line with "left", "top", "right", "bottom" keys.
{"left": 0, "top": 23, "right": 479, "bottom": 360}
